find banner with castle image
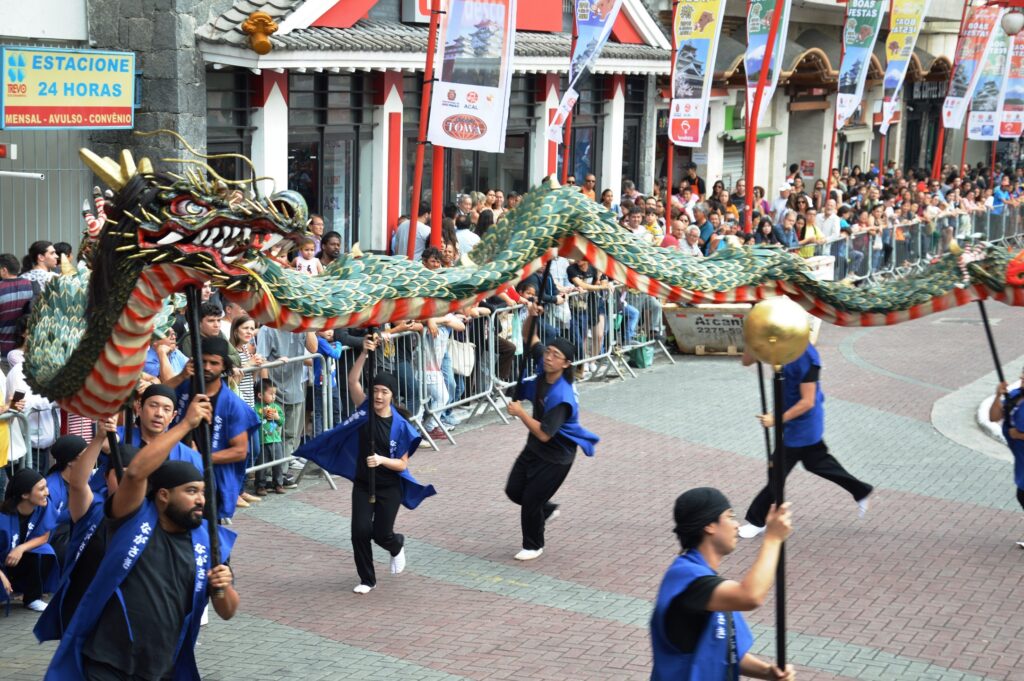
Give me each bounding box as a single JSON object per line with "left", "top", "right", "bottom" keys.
{"left": 835, "top": 0, "right": 886, "bottom": 130}
{"left": 999, "top": 34, "right": 1024, "bottom": 139}
{"left": 879, "top": 0, "right": 930, "bottom": 136}
{"left": 669, "top": 0, "right": 726, "bottom": 147}
{"left": 942, "top": 5, "right": 1001, "bottom": 130}
{"left": 546, "top": 0, "right": 624, "bottom": 144}
{"left": 428, "top": 0, "right": 517, "bottom": 153}
{"left": 744, "top": 0, "right": 792, "bottom": 128}
{"left": 968, "top": 27, "right": 1010, "bottom": 142}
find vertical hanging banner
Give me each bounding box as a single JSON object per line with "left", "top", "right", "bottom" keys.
{"left": 1000, "top": 34, "right": 1024, "bottom": 139}
{"left": 428, "top": 0, "right": 517, "bottom": 153}
{"left": 942, "top": 5, "right": 1001, "bottom": 130}
{"left": 744, "top": 0, "right": 793, "bottom": 127}
{"left": 968, "top": 27, "right": 1010, "bottom": 141}
{"left": 669, "top": 0, "right": 726, "bottom": 147}
{"left": 835, "top": 0, "right": 886, "bottom": 130}
{"left": 545, "top": 0, "right": 624, "bottom": 144}
{"left": 879, "top": 0, "right": 930, "bottom": 135}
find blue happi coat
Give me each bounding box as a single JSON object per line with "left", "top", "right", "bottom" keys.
{"left": 44, "top": 471, "right": 72, "bottom": 527}
{"left": 40, "top": 500, "right": 236, "bottom": 680}
{"left": 175, "top": 380, "right": 259, "bottom": 520}
{"left": 293, "top": 401, "right": 435, "bottom": 509}
{"left": 520, "top": 372, "right": 600, "bottom": 456}
{"left": 0, "top": 501, "right": 60, "bottom": 606}
{"left": 1002, "top": 388, "right": 1024, "bottom": 490}
{"left": 650, "top": 550, "right": 754, "bottom": 681}
{"left": 90, "top": 428, "right": 205, "bottom": 497}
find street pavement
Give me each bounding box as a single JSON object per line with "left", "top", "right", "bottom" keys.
{"left": 3, "top": 304, "right": 1023, "bottom": 680}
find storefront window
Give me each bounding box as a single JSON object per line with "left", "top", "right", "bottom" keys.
{"left": 206, "top": 68, "right": 253, "bottom": 182}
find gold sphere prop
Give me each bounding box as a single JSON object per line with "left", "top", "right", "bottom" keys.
{"left": 744, "top": 297, "right": 811, "bottom": 368}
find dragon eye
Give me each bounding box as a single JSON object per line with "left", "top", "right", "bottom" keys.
{"left": 171, "top": 197, "right": 210, "bottom": 217}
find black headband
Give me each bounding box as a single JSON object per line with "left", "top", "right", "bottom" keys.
{"left": 49, "top": 435, "right": 89, "bottom": 474}
{"left": 547, "top": 337, "right": 576, "bottom": 363}
{"left": 371, "top": 372, "right": 399, "bottom": 397}
{"left": 149, "top": 461, "right": 203, "bottom": 492}
{"left": 673, "top": 487, "right": 732, "bottom": 541}
{"left": 4, "top": 469, "right": 43, "bottom": 502}
{"left": 141, "top": 383, "right": 177, "bottom": 406}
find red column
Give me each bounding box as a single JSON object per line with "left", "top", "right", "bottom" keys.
{"left": 409, "top": 0, "right": 443, "bottom": 258}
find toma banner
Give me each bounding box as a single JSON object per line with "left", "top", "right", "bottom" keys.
{"left": 427, "top": 0, "right": 517, "bottom": 153}
{"left": 942, "top": 5, "right": 1002, "bottom": 130}
{"left": 669, "top": 0, "right": 726, "bottom": 147}
{"left": 546, "top": 0, "right": 624, "bottom": 144}
{"left": 0, "top": 47, "right": 135, "bottom": 130}
{"left": 999, "top": 34, "right": 1024, "bottom": 138}
{"left": 879, "top": 0, "right": 930, "bottom": 135}
{"left": 967, "top": 28, "right": 1010, "bottom": 141}
{"left": 835, "top": 0, "right": 886, "bottom": 130}
{"left": 744, "top": 0, "right": 793, "bottom": 128}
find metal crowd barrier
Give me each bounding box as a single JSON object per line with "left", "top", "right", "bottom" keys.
{"left": 611, "top": 286, "right": 675, "bottom": 377}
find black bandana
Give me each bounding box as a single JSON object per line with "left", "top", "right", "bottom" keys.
{"left": 673, "top": 487, "right": 732, "bottom": 541}
{"left": 149, "top": 461, "right": 203, "bottom": 492}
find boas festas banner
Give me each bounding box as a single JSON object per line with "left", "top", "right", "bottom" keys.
{"left": 879, "top": 0, "right": 930, "bottom": 136}
{"left": 546, "top": 0, "right": 624, "bottom": 144}
{"left": 835, "top": 0, "right": 886, "bottom": 130}
{"left": 1000, "top": 34, "right": 1024, "bottom": 139}
{"left": 942, "top": 5, "right": 1001, "bottom": 130}
{"left": 427, "top": 0, "right": 517, "bottom": 153}
{"left": 668, "top": 0, "right": 726, "bottom": 147}
{"left": 744, "top": 0, "right": 792, "bottom": 128}
{"left": 968, "top": 26, "right": 1010, "bottom": 142}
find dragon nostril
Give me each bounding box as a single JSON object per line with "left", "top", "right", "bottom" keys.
{"left": 269, "top": 190, "right": 309, "bottom": 227}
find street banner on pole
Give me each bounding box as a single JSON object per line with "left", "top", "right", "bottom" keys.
{"left": 879, "top": 0, "right": 929, "bottom": 135}
{"left": 999, "top": 34, "right": 1024, "bottom": 139}
{"left": 427, "top": 0, "right": 517, "bottom": 153}
{"left": 942, "top": 5, "right": 1001, "bottom": 130}
{"left": 744, "top": 0, "right": 793, "bottom": 128}
{"left": 669, "top": 0, "right": 726, "bottom": 147}
{"left": 546, "top": 0, "right": 624, "bottom": 144}
{"left": 968, "top": 27, "right": 1010, "bottom": 142}
{"left": 835, "top": 0, "right": 886, "bottom": 130}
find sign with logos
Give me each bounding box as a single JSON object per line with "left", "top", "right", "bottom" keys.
{"left": 879, "top": 0, "right": 930, "bottom": 135}
{"left": 744, "top": 0, "right": 793, "bottom": 128}
{"left": 427, "top": 0, "right": 517, "bottom": 153}
{"left": 942, "top": 5, "right": 1002, "bottom": 129}
{"left": 669, "top": 0, "right": 726, "bottom": 147}
{"left": 967, "top": 28, "right": 1010, "bottom": 141}
{"left": 1000, "top": 34, "right": 1024, "bottom": 139}
{"left": 1, "top": 46, "right": 135, "bottom": 130}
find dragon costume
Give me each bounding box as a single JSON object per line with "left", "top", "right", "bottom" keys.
{"left": 25, "top": 146, "right": 1024, "bottom": 421}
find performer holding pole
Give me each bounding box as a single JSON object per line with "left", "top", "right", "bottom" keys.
{"left": 988, "top": 363, "right": 1024, "bottom": 548}
{"left": 293, "top": 336, "right": 434, "bottom": 594}
{"left": 650, "top": 487, "right": 794, "bottom": 680}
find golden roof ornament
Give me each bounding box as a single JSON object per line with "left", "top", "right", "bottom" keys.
{"left": 242, "top": 11, "right": 278, "bottom": 56}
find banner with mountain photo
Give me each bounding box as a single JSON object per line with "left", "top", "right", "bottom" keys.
{"left": 427, "top": 0, "right": 517, "bottom": 153}
{"left": 967, "top": 27, "right": 1010, "bottom": 141}
{"left": 999, "top": 34, "right": 1024, "bottom": 139}
{"left": 879, "top": 0, "right": 930, "bottom": 135}
{"left": 744, "top": 0, "right": 793, "bottom": 128}
{"left": 546, "top": 0, "right": 624, "bottom": 144}
{"left": 942, "top": 5, "right": 1002, "bottom": 130}
{"left": 669, "top": 0, "right": 726, "bottom": 147}
{"left": 835, "top": 0, "right": 886, "bottom": 130}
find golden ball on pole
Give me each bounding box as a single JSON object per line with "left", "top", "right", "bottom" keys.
{"left": 744, "top": 297, "right": 811, "bottom": 368}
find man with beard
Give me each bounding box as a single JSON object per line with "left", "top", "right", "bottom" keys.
{"left": 319, "top": 230, "right": 343, "bottom": 269}
{"left": 42, "top": 393, "right": 240, "bottom": 680}
{"left": 174, "top": 336, "right": 259, "bottom": 524}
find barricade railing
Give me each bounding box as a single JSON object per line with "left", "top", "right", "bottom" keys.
{"left": 611, "top": 284, "right": 675, "bottom": 376}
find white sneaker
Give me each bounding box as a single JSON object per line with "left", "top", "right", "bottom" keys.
{"left": 738, "top": 524, "right": 765, "bottom": 539}
{"left": 390, "top": 547, "right": 406, "bottom": 575}
{"left": 352, "top": 584, "right": 375, "bottom": 594}
{"left": 25, "top": 599, "right": 47, "bottom": 612}
{"left": 588, "top": 362, "right": 598, "bottom": 373}
{"left": 548, "top": 509, "right": 561, "bottom": 522}
{"left": 514, "top": 548, "right": 544, "bottom": 561}
{"left": 857, "top": 495, "right": 871, "bottom": 519}
{"left": 1016, "top": 541, "right": 1024, "bottom": 549}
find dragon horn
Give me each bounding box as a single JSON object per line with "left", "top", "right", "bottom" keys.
{"left": 79, "top": 148, "right": 128, "bottom": 190}
{"left": 119, "top": 150, "right": 137, "bottom": 179}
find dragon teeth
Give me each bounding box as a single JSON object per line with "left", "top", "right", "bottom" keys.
{"left": 262, "top": 233, "right": 283, "bottom": 251}
{"left": 157, "top": 232, "right": 184, "bottom": 245}
{"left": 222, "top": 254, "right": 238, "bottom": 264}
{"left": 241, "top": 228, "right": 251, "bottom": 244}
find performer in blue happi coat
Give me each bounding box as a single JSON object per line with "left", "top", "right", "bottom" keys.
{"left": 41, "top": 394, "right": 240, "bottom": 681}
{"left": 989, "top": 365, "right": 1024, "bottom": 548}
{"left": 505, "top": 329, "right": 599, "bottom": 562}
{"left": 294, "top": 336, "right": 434, "bottom": 594}
{"left": 45, "top": 435, "right": 91, "bottom": 565}
{"left": 1, "top": 468, "right": 59, "bottom": 612}
{"left": 650, "top": 488, "right": 795, "bottom": 681}
{"left": 172, "top": 336, "right": 258, "bottom": 522}
{"left": 90, "top": 384, "right": 204, "bottom": 498}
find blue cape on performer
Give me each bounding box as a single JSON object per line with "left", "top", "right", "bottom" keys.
{"left": 519, "top": 371, "right": 600, "bottom": 457}
{"left": 38, "top": 500, "right": 236, "bottom": 680}
{"left": 175, "top": 380, "right": 259, "bottom": 520}
{"left": 293, "top": 401, "right": 436, "bottom": 509}
{"left": 650, "top": 550, "right": 754, "bottom": 680}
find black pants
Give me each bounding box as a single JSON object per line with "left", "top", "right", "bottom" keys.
{"left": 745, "top": 440, "right": 873, "bottom": 527}
{"left": 2, "top": 551, "right": 54, "bottom": 605}
{"left": 1017, "top": 487, "right": 1024, "bottom": 512}
{"left": 351, "top": 483, "right": 404, "bottom": 587}
{"left": 505, "top": 448, "right": 573, "bottom": 550}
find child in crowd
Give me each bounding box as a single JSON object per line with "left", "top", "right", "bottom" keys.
{"left": 255, "top": 379, "right": 287, "bottom": 495}
{"left": 293, "top": 237, "right": 324, "bottom": 276}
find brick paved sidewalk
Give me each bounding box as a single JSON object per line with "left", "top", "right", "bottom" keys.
{"left": 3, "top": 306, "right": 1023, "bottom": 680}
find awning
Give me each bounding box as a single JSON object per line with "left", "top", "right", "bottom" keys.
{"left": 841, "top": 126, "right": 873, "bottom": 143}
{"left": 719, "top": 128, "right": 783, "bottom": 143}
